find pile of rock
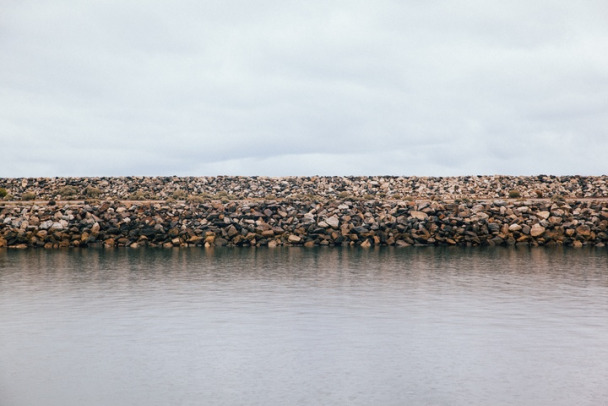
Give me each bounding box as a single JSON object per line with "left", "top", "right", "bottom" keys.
{"left": 1, "top": 175, "right": 608, "bottom": 202}
{"left": 1, "top": 197, "right": 607, "bottom": 249}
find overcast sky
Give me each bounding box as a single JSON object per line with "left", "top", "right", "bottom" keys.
{"left": 1, "top": 0, "right": 607, "bottom": 177}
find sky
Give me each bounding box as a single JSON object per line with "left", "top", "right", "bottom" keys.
{"left": 1, "top": 0, "right": 607, "bottom": 177}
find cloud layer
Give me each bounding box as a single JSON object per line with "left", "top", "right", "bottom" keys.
{"left": 2, "top": 0, "right": 607, "bottom": 176}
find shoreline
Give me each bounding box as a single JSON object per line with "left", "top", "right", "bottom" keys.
{"left": 2, "top": 176, "right": 607, "bottom": 249}
{"left": 2, "top": 175, "right": 608, "bottom": 202}
{"left": 2, "top": 175, "right": 607, "bottom": 249}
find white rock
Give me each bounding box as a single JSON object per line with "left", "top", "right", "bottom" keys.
{"left": 51, "top": 222, "right": 64, "bottom": 230}
{"left": 472, "top": 212, "right": 489, "bottom": 220}
{"left": 40, "top": 220, "right": 53, "bottom": 230}
{"left": 509, "top": 224, "right": 522, "bottom": 231}
{"left": 471, "top": 204, "right": 485, "bottom": 213}
{"left": 303, "top": 213, "right": 315, "bottom": 223}
{"left": 325, "top": 216, "right": 340, "bottom": 228}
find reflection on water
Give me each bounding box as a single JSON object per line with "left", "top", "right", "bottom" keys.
{"left": 1, "top": 247, "right": 608, "bottom": 406}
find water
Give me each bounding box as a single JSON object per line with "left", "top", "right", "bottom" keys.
{"left": 1, "top": 247, "right": 607, "bottom": 406}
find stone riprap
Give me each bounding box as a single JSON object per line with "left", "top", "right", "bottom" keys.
{"left": 1, "top": 175, "right": 607, "bottom": 249}
{"left": 1, "top": 175, "right": 608, "bottom": 201}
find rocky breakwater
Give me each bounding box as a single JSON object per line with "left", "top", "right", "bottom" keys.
{"left": 2, "top": 175, "right": 608, "bottom": 202}
{"left": 1, "top": 198, "right": 607, "bottom": 249}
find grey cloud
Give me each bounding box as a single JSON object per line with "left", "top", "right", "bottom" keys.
{"left": 1, "top": 0, "right": 607, "bottom": 177}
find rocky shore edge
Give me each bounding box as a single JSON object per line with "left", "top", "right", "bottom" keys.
{"left": 1, "top": 176, "right": 607, "bottom": 249}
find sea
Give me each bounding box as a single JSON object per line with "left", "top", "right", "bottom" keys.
{"left": 1, "top": 247, "right": 607, "bottom": 406}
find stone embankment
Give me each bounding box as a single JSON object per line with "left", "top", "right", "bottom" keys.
{"left": 1, "top": 175, "right": 608, "bottom": 201}
{"left": 1, "top": 175, "right": 607, "bottom": 249}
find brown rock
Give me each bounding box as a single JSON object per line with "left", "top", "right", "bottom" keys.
{"left": 226, "top": 225, "right": 238, "bottom": 237}
{"left": 410, "top": 211, "right": 428, "bottom": 220}
{"left": 548, "top": 216, "right": 562, "bottom": 225}
{"left": 91, "top": 222, "right": 100, "bottom": 235}
{"left": 576, "top": 224, "right": 591, "bottom": 236}
{"left": 530, "top": 224, "right": 545, "bottom": 237}
{"left": 536, "top": 211, "right": 550, "bottom": 220}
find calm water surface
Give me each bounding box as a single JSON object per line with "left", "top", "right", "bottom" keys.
{"left": 1, "top": 247, "right": 607, "bottom": 406}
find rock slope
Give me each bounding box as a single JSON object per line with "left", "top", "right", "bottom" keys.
{"left": 1, "top": 176, "right": 607, "bottom": 248}
{"left": 1, "top": 175, "right": 608, "bottom": 201}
